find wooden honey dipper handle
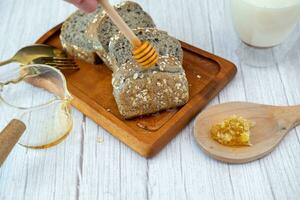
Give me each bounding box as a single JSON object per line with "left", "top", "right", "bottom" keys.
{"left": 0, "top": 119, "right": 26, "bottom": 166}
{"left": 98, "top": 0, "right": 142, "bottom": 47}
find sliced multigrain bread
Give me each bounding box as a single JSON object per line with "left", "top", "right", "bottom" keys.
{"left": 109, "top": 28, "right": 183, "bottom": 68}
{"left": 60, "top": 7, "right": 103, "bottom": 64}
{"left": 87, "top": 1, "right": 156, "bottom": 70}
{"left": 109, "top": 28, "right": 188, "bottom": 119}
{"left": 112, "top": 56, "right": 189, "bottom": 119}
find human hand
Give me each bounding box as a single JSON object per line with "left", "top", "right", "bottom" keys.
{"left": 66, "top": 0, "right": 98, "bottom": 13}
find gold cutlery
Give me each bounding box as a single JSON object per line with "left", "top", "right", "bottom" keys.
{"left": 0, "top": 44, "right": 67, "bottom": 66}
{"left": 32, "top": 57, "right": 79, "bottom": 70}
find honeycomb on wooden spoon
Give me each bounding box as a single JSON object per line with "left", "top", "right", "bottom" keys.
{"left": 210, "top": 115, "right": 254, "bottom": 146}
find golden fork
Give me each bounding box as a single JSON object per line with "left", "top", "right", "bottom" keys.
{"left": 0, "top": 44, "right": 78, "bottom": 70}
{"left": 32, "top": 57, "right": 79, "bottom": 70}
{"left": 0, "top": 44, "right": 67, "bottom": 66}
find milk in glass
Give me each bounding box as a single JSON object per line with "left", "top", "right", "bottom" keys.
{"left": 231, "top": 0, "right": 300, "bottom": 47}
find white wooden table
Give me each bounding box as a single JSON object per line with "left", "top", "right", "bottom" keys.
{"left": 0, "top": 0, "right": 300, "bottom": 199}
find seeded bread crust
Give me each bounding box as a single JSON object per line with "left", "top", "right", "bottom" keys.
{"left": 87, "top": 1, "right": 156, "bottom": 71}
{"left": 60, "top": 7, "right": 103, "bottom": 64}
{"left": 112, "top": 56, "right": 189, "bottom": 119}
{"left": 109, "top": 28, "right": 183, "bottom": 69}
{"left": 61, "top": 3, "right": 189, "bottom": 119}
{"left": 109, "top": 27, "right": 188, "bottom": 118}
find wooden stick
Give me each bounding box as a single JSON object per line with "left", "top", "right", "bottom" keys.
{"left": 0, "top": 58, "right": 13, "bottom": 67}
{"left": 98, "top": 0, "right": 142, "bottom": 47}
{"left": 0, "top": 119, "right": 26, "bottom": 166}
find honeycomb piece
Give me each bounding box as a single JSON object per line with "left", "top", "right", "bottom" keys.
{"left": 210, "top": 115, "right": 254, "bottom": 146}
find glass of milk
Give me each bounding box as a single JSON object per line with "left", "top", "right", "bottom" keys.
{"left": 230, "top": 0, "right": 300, "bottom": 67}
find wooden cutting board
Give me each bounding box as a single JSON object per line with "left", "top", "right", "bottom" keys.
{"left": 36, "top": 24, "right": 237, "bottom": 158}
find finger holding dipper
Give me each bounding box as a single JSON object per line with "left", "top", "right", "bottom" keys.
{"left": 65, "top": 0, "right": 98, "bottom": 13}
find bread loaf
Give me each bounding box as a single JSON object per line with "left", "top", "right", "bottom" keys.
{"left": 109, "top": 28, "right": 183, "bottom": 67}
{"left": 110, "top": 28, "right": 189, "bottom": 119}
{"left": 60, "top": 2, "right": 189, "bottom": 119}
{"left": 60, "top": 7, "right": 103, "bottom": 64}
{"left": 87, "top": 1, "right": 156, "bottom": 71}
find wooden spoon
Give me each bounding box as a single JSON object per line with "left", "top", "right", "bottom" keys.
{"left": 194, "top": 102, "right": 300, "bottom": 164}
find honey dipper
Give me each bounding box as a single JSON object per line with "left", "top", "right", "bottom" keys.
{"left": 98, "top": 0, "right": 158, "bottom": 68}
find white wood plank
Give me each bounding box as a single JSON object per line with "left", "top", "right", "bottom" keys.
{"left": 206, "top": 0, "right": 299, "bottom": 199}
{"left": 209, "top": 0, "right": 300, "bottom": 199}
{"left": 76, "top": 0, "right": 148, "bottom": 198}
{"left": 1, "top": 0, "right": 300, "bottom": 199}
{"left": 270, "top": 23, "right": 300, "bottom": 199}
{"left": 78, "top": 117, "right": 148, "bottom": 200}
{"left": 240, "top": 62, "right": 300, "bottom": 199}
{"left": 145, "top": 1, "right": 235, "bottom": 200}
{"left": 0, "top": 1, "right": 81, "bottom": 200}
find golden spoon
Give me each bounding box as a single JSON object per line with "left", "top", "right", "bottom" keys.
{"left": 0, "top": 44, "right": 66, "bottom": 66}
{"left": 194, "top": 102, "right": 300, "bottom": 163}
